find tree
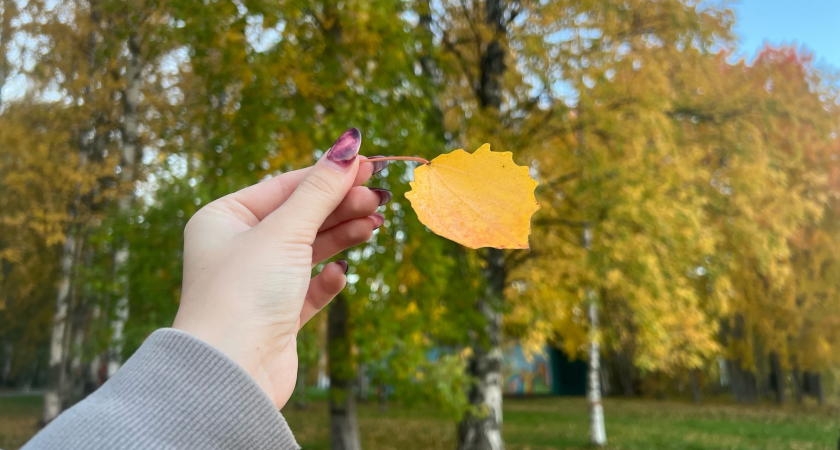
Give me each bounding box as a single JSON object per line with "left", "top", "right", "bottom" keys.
{"left": 0, "top": 103, "right": 89, "bottom": 394}
{"left": 2, "top": 0, "right": 187, "bottom": 419}
{"left": 426, "top": 0, "right": 523, "bottom": 447}
{"left": 672, "top": 46, "right": 839, "bottom": 403}
{"left": 505, "top": 0, "right": 737, "bottom": 421}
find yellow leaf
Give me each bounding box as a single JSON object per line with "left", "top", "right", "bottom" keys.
{"left": 405, "top": 144, "right": 539, "bottom": 249}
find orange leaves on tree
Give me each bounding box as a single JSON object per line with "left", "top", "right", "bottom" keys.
{"left": 404, "top": 144, "right": 539, "bottom": 250}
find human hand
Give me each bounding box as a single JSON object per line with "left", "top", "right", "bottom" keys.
{"left": 172, "top": 128, "right": 390, "bottom": 409}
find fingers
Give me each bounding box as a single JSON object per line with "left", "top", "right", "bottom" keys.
{"left": 228, "top": 153, "right": 383, "bottom": 224}
{"left": 299, "top": 260, "right": 348, "bottom": 328}
{"left": 319, "top": 186, "right": 391, "bottom": 231}
{"left": 311, "top": 214, "right": 384, "bottom": 265}
{"left": 262, "top": 128, "right": 362, "bottom": 243}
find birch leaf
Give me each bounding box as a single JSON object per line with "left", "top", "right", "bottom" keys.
{"left": 405, "top": 144, "right": 539, "bottom": 249}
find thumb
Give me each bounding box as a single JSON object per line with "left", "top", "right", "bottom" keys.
{"left": 264, "top": 128, "right": 362, "bottom": 244}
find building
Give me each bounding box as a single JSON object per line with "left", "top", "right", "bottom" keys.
{"left": 502, "top": 344, "right": 587, "bottom": 396}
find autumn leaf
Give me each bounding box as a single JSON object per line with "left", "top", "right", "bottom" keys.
{"left": 404, "top": 144, "right": 539, "bottom": 250}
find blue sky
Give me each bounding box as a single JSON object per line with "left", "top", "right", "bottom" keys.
{"left": 733, "top": 0, "right": 840, "bottom": 68}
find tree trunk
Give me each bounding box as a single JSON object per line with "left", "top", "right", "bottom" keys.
{"left": 580, "top": 223, "right": 607, "bottom": 446}
{"left": 22, "top": 354, "right": 38, "bottom": 392}
{"left": 378, "top": 382, "right": 388, "bottom": 412}
{"left": 729, "top": 364, "right": 757, "bottom": 403}
{"left": 791, "top": 364, "right": 803, "bottom": 404}
{"left": 689, "top": 369, "right": 702, "bottom": 403}
{"left": 69, "top": 302, "right": 87, "bottom": 393}
{"left": 753, "top": 339, "right": 770, "bottom": 400}
{"left": 84, "top": 304, "right": 103, "bottom": 396}
{"left": 294, "top": 364, "right": 307, "bottom": 409}
{"left": 724, "top": 316, "right": 757, "bottom": 403}
{"left": 83, "top": 354, "right": 103, "bottom": 396}
{"left": 616, "top": 351, "right": 635, "bottom": 397}
{"left": 328, "top": 294, "right": 361, "bottom": 450}
{"left": 64, "top": 243, "right": 93, "bottom": 402}
{"left": 1, "top": 342, "right": 12, "bottom": 385}
{"left": 742, "top": 369, "right": 757, "bottom": 402}
{"left": 769, "top": 351, "right": 785, "bottom": 404}
{"left": 586, "top": 296, "right": 607, "bottom": 447}
{"left": 318, "top": 347, "right": 329, "bottom": 389}
{"left": 599, "top": 365, "right": 612, "bottom": 397}
{"left": 357, "top": 363, "right": 370, "bottom": 402}
{"left": 457, "top": 1, "right": 508, "bottom": 448}
{"left": 43, "top": 231, "right": 78, "bottom": 424}
{"left": 458, "top": 249, "right": 505, "bottom": 450}
{"left": 726, "top": 359, "right": 744, "bottom": 402}
{"left": 107, "top": 32, "right": 142, "bottom": 379}
{"left": 810, "top": 372, "right": 824, "bottom": 405}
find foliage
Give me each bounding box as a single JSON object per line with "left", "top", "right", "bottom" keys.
{"left": 498, "top": 0, "right": 735, "bottom": 374}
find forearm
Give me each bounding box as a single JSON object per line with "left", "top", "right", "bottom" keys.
{"left": 23, "top": 329, "right": 299, "bottom": 450}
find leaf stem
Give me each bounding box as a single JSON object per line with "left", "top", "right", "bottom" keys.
{"left": 364, "top": 156, "right": 431, "bottom": 165}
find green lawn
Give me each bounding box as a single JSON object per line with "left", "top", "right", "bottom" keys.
{"left": 2, "top": 395, "right": 838, "bottom": 449}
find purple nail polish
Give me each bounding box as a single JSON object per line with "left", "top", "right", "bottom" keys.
{"left": 370, "top": 213, "right": 385, "bottom": 229}
{"left": 336, "top": 259, "right": 349, "bottom": 274}
{"left": 370, "top": 188, "right": 392, "bottom": 206}
{"left": 369, "top": 156, "right": 390, "bottom": 175}
{"left": 326, "top": 128, "right": 361, "bottom": 168}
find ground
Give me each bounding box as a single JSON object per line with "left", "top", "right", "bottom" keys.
{"left": 1, "top": 394, "right": 838, "bottom": 449}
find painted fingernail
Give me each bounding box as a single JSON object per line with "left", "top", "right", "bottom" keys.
{"left": 370, "top": 188, "right": 392, "bottom": 206}
{"left": 369, "top": 156, "right": 390, "bottom": 175}
{"left": 336, "top": 259, "right": 349, "bottom": 274}
{"left": 370, "top": 213, "right": 385, "bottom": 229}
{"left": 326, "top": 128, "right": 361, "bottom": 171}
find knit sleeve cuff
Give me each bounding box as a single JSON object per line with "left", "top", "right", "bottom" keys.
{"left": 25, "top": 328, "right": 300, "bottom": 450}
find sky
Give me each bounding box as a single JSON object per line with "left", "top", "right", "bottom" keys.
{"left": 3, "top": 0, "right": 840, "bottom": 105}
{"left": 733, "top": 0, "right": 840, "bottom": 69}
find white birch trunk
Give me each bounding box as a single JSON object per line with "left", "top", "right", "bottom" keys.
{"left": 107, "top": 33, "right": 141, "bottom": 378}
{"left": 43, "top": 233, "right": 77, "bottom": 423}
{"left": 82, "top": 301, "right": 102, "bottom": 395}
{"left": 317, "top": 348, "right": 329, "bottom": 389}
{"left": 68, "top": 295, "right": 87, "bottom": 397}
{"left": 60, "top": 240, "right": 82, "bottom": 402}
{"left": 458, "top": 249, "right": 505, "bottom": 450}
{"left": 42, "top": 6, "right": 102, "bottom": 416}
{"left": 587, "top": 296, "right": 607, "bottom": 447}
{"left": 457, "top": 0, "right": 507, "bottom": 445}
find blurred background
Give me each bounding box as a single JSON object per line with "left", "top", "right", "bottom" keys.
{"left": 1, "top": 0, "right": 839, "bottom": 449}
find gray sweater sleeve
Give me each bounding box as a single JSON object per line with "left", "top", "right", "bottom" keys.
{"left": 23, "top": 328, "right": 300, "bottom": 450}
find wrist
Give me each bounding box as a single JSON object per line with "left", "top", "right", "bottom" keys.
{"left": 172, "top": 314, "right": 297, "bottom": 409}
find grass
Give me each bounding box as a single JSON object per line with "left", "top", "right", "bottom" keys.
{"left": 2, "top": 394, "right": 839, "bottom": 449}
{"left": 0, "top": 395, "right": 41, "bottom": 450}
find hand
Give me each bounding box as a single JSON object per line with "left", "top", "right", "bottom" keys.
{"left": 172, "top": 128, "right": 390, "bottom": 409}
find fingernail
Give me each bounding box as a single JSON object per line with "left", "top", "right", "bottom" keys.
{"left": 370, "top": 213, "right": 385, "bottom": 229}
{"left": 326, "top": 128, "right": 361, "bottom": 171}
{"left": 370, "top": 188, "right": 392, "bottom": 206}
{"left": 369, "top": 156, "right": 390, "bottom": 175}
{"left": 336, "top": 259, "right": 349, "bottom": 274}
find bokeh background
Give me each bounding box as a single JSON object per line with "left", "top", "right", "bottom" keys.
{"left": 1, "top": 0, "right": 840, "bottom": 449}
